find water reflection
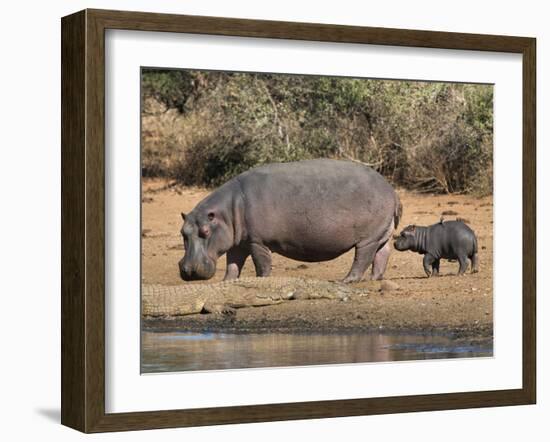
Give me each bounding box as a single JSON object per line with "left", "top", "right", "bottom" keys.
{"left": 141, "top": 331, "right": 493, "bottom": 373}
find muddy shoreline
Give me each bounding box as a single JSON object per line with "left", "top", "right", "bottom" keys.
{"left": 141, "top": 277, "right": 493, "bottom": 339}
{"left": 143, "top": 317, "right": 493, "bottom": 340}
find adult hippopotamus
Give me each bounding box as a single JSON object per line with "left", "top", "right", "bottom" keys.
{"left": 393, "top": 220, "right": 479, "bottom": 277}
{"left": 178, "top": 158, "right": 402, "bottom": 283}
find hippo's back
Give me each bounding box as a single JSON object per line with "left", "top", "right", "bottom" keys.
{"left": 428, "top": 221, "right": 478, "bottom": 258}
{"left": 237, "top": 159, "right": 397, "bottom": 261}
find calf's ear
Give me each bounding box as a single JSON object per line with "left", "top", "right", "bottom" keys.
{"left": 181, "top": 212, "right": 186, "bottom": 221}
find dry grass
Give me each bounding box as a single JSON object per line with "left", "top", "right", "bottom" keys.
{"left": 141, "top": 72, "right": 493, "bottom": 195}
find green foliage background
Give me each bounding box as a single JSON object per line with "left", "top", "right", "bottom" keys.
{"left": 142, "top": 69, "right": 493, "bottom": 194}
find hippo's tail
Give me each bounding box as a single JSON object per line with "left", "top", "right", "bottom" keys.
{"left": 394, "top": 193, "right": 403, "bottom": 229}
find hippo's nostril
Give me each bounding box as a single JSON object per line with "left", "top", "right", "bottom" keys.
{"left": 180, "top": 265, "right": 195, "bottom": 281}
{"left": 180, "top": 263, "right": 192, "bottom": 276}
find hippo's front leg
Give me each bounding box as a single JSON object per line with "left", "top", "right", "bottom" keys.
{"left": 423, "top": 254, "right": 436, "bottom": 277}
{"left": 431, "top": 259, "right": 440, "bottom": 276}
{"left": 250, "top": 243, "right": 272, "bottom": 277}
{"left": 224, "top": 246, "right": 250, "bottom": 280}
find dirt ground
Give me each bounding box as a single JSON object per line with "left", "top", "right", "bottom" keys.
{"left": 141, "top": 178, "right": 493, "bottom": 337}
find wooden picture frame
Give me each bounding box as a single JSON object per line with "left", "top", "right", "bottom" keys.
{"left": 61, "top": 8, "right": 536, "bottom": 433}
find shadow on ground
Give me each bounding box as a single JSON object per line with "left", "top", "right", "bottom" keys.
{"left": 35, "top": 408, "right": 60, "bottom": 423}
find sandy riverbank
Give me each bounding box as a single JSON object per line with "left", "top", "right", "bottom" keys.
{"left": 141, "top": 179, "right": 493, "bottom": 338}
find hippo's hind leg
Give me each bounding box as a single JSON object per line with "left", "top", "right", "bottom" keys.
{"left": 371, "top": 240, "right": 391, "bottom": 281}
{"left": 457, "top": 254, "right": 469, "bottom": 275}
{"left": 250, "top": 243, "right": 272, "bottom": 277}
{"left": 224, "top": 245, "right": 250, "bottom": 280}
{"left": 470, "top": 252, "right": 479, "bottom": 273}
{"left": 343, "top": 240, "right": 379, "bottom": 283}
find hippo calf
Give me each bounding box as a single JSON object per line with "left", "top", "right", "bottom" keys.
{"left": 393, "top": 220, "right": 479, "bottom": 277}
{"left": 178, "top": 158, "right": 402, "bottom": 283}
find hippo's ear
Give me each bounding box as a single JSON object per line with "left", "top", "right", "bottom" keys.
{"left": 181, "top": 212, "right": 186, "bottom": 221}
{"left": 404, "top": 225, "right": 416, "bottom": 235}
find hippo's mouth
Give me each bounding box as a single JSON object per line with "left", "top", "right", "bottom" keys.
{"left": 180, "top": 271, "right": 215, "bottom": 281}
{"left": 179, "top": 258, "right": 217, "bottom": 281}
{"left": 393, "top": 240, "right": 407, "bottom": 251}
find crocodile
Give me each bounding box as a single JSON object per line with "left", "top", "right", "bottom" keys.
{"left": 142, "top": 276, "right": 368, "bottom": 318}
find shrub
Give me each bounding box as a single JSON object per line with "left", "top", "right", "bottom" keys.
{"left": 141, "top": 70, "right": 493, "bottom": 195}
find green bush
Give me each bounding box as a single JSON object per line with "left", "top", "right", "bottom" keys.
{"left": 141, "top": 69, "right": 493, "bottom": 194}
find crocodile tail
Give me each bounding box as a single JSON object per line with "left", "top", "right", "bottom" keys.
{"left": 394, "top": 192, "right": 403, "bottom": 229}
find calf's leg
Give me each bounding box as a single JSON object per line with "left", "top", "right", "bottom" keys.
{"left": 431, "top": 259, "right": 440, "bottom": 276}
{"left": 470, "top": 253, "right": 479, "bottom": 273}
{"left": 423, "top": 254, "right": 436, "bottom": 277}
{"left": 457, "top": 255, "right": 469, "bottom": 275}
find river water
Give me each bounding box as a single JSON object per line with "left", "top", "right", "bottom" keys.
{"left": 141, "top": 331, "right": 493, "bottom": 373}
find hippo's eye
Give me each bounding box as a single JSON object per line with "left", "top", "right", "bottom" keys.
{"left": 207, "top": 212, "right": 215, "bottom": 221}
